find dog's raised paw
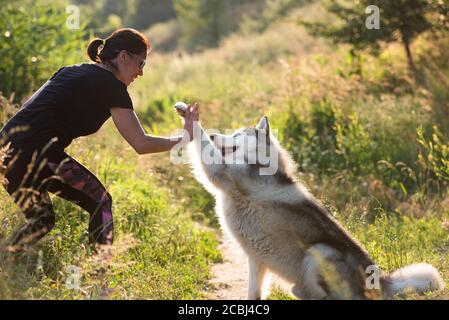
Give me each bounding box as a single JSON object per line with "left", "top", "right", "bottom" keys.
{"left": 174, "top": 101, "right": 188, "bottom": 112}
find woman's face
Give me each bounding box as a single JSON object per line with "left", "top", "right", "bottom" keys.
{"left": 114, "top": 50, "right": 147, "bottom": 86}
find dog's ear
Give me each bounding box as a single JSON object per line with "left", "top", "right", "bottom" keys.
{"left": 255, "top": 115, "right": 270, "bottom": 134}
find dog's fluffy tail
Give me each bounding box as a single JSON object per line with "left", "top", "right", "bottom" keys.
{"left": 385, "top": 263, "right": 445, "bottom": 297}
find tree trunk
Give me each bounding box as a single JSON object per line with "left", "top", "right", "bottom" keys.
{"left": 401, "top": 33, "right": 416, "bottom": 75}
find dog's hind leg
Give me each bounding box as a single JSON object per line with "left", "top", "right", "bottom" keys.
{"left": 292, "top": 244, "right": 344, "bottom": 299}
{"left": 247, "top": 256, "right": 267, "bottom": 300}
{"left": 292, "top": 253, "right": 329, "bottom": 299}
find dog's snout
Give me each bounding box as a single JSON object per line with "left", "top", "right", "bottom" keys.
{"left": 210, "top": 134, "right": 215, "bottom": 141}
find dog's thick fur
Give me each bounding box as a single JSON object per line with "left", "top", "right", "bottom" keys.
{"left": 188, "top": 116, "right": 445, "bottom": 299}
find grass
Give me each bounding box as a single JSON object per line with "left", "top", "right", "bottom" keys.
{"left": 0, "top": 128, "right": 222, "bottom": 299}
{"left": 129, "top": 18, "right": 449, "bottom": 299}
{"left": 1, "top": 2, "right": 449, "bottom": 299}
{"left": 267, "top": 208, "right": 449, "bottom": 300}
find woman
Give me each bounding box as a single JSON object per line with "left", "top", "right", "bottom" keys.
{"left": 0, "top": 28, "right": 199, "bottom": 251}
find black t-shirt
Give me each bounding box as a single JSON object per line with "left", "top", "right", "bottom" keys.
{"left": 0, "top": 63, "right": 133, "bottom": 152}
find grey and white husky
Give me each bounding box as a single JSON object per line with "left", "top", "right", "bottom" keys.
{"left": 187, "top": 115, "right": 445, "bottom": 300}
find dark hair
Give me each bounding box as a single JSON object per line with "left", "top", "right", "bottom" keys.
{"left": 87, "top": 28, "right": 151, "bottom": 66}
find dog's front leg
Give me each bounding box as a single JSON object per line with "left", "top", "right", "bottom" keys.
{"left": 247, "top": 257, "right": 267, "bottom": 300}
{"left": 189, "top": 122, "right": 231, "bottom": 189}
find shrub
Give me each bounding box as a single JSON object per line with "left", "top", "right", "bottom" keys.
{"left": 0, "top": 0, "right": 86, "bottom": 102}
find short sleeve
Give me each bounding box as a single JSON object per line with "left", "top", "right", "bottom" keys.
{"left": 49, "top": 67, "right": 65, "bottom": 80}
{"left": 101, "top": 79, "right": 134, "bottom": 110}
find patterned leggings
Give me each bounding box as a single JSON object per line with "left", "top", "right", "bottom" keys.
{"left": 2, "top": 148, "right": 113, "bottom": 248}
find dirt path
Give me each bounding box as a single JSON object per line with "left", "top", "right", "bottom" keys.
{"left": 204, "top": 234, "right": 291, "bottom": 300}
{"left": 206, "top": 236, "right": 249, "bottom": 300}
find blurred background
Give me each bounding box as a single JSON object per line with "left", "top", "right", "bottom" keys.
{"left": 1, "top": 0, "right": 449, "bottom": 299}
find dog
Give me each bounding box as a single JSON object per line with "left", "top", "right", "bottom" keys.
{"left": 186, "top": 115, "right": 445, "bottom": 299}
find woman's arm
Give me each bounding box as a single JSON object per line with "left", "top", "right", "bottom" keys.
{"left": 110, "top": 106, "right": 198, "bottom": 155}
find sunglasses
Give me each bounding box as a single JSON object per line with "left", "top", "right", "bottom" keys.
{"left": 139, "top": 59, "right": 146, "bottom": 70}
{"left": 115, "top": 49, "right": 146, "bottom": 70}
{"left": 128, "top": 51, "right": 146, "bottom": 70}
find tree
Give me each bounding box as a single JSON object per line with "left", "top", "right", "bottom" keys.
{"left": 240, "top": 0, "right": 310, "bottom": 34}
{"left": 0, "top": 0, "right": 86, "bottom": 102}
{"left": 173, "top": 0, "right": 229, "bottom": 51}
{"left": 300, "top": 0, "right": 449, "bottom": 75}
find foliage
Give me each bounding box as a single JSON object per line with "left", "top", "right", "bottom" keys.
{"left": 1, "top": 0, "right": 449, "bottom": 300}
{"left": 417, "top": 125, "right": 449, "bottom": 193}
{"left": 0, "top": 0, "right": 87, "bottom": 102}
{"left": 173, "top": 0, "right": 229, "bottom": 51}
{"left": 300, "top": 0, "right": 448, "bottom": 73}
{"left": 0, "top": 138, "right": 221, "bottom": 299}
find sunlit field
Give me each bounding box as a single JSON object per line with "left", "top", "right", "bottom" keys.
{"left": 1, "top": 0, "right": 448, "bottom": 299}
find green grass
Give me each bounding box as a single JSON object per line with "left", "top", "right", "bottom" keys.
{"left": 0, "top": 132, "right": 222, "bottom": 299}
{"left": 1, "top": 2, "right": 449, "bottom": 299}
{"left": 135, "top": 20, "right": 449, "bottom": 300}
{"left": 266, "top": 209, "right": 449, "bottom": 300}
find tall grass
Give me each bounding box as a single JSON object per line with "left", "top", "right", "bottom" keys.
{"left": 1, "top": 2, "right": 448, "bottom": 299}
{"left": 0, "top": 143, "right": 10, "bottom": 189}
{"left": 0, "top": 126, "right": 221, "bottom": 299}
{"left": 130, "top": 18, "right": 449, "bottom": 299}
